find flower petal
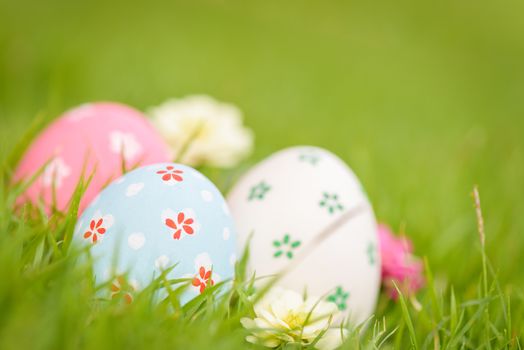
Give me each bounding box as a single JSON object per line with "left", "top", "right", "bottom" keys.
{"left": 240, "top": 317, "right": 256, "bottom": 330}
{"left": 165, "top": 218, "right": 177, "bottom": 229}
{"left": 315, "top": 328, "right": 348, "bottom": 350}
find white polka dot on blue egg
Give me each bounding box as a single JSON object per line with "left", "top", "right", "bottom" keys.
{"left": 73, "top": 163, "right": 236, "bottom": 303}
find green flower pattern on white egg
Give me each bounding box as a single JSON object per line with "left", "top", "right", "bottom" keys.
{"left": 229, "top": 146, "right": 380, "bottom": 324}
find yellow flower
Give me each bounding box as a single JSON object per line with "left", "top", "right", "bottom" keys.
{"left": 241, "top": 288, "right": 347, "bottom": 349}
{"left": 148, "top": 95, "right": 253, "bottom": 168}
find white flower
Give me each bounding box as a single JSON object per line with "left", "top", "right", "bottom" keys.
{"left": 241, "top": 288, "right": 347, "bottom": 350}
{"left": 148, "top": 95, "right": 254, "bottom": 168}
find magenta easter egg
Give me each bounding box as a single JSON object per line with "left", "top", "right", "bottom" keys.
{"left": 14, "top": 102, "right": 171, "bottom": 214}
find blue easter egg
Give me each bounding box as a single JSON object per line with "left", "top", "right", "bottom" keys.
{"left": 73, "top": 163, "right": 236, "bottom": 303}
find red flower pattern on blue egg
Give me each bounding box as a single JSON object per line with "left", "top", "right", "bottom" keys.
{"left": 156, "top": 166, "right": 184, "bottom": 184}
{"left": 83, "top": 213, "right": 114, "bottom": 244}
{"left": 165, "top": 211, "right": 195, "bottom": 240}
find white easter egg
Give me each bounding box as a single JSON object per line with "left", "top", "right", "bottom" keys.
{"left": 227, "top": 146, "right": 380, "bottom": 323}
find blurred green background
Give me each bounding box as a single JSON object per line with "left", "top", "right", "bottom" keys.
{"left": 1, "top": 0, "right": 523, "bottom": 295}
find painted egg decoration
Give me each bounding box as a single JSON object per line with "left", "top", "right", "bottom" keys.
{"left": 226, "top": 146, "right": 380, "bottom": 324}
{"left": 14, "top": 102, "right": 171, "bottom": 214}
{"left": 73, "top": 163, "right": 236, "bottom": 303}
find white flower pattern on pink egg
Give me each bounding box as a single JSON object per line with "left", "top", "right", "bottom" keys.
{"left": 41, "top": 157, "right": 71, "bottom": 188}
{"left": 109, "top": 131, "right": 143, "bottom": 161}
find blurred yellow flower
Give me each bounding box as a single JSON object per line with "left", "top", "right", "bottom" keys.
{"left": 241, "top": 288, "right": 347, "bottom": 349}
{"left": 148, "top": 95, "right": 253, "bottom": 168}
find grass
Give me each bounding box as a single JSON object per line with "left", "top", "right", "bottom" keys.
{"left": 1, "top": 0, "right": 524, "bottom": 349}
{"left": 0, "top": 164, "right": 521, "bottom": 349}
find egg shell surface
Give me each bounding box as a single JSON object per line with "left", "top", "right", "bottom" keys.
{"left": 226, "top": 146, "right": 380, "bottom": 323}
{"left": 74, "top": 163, "right": 236, "bottom": 303}
{"left": 14, "top": 102, "right": 171, "bottom": 214}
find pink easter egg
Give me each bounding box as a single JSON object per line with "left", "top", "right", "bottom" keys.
{"left": 14, "top": 102, "right": 172, "bottom": 214}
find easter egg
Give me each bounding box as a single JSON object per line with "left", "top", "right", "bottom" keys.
{"left": 14, "top": 102, "right": 171, "bottom": 214}
{"left": 226, "top": 146, "right": 380, "bottom": 323}
{"left": 73, "top": 163, "right": 236, "bottom": 303}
